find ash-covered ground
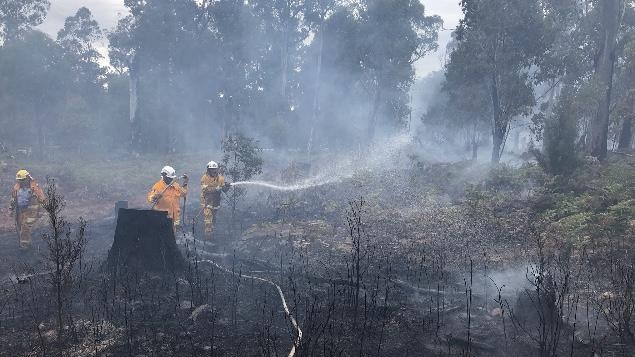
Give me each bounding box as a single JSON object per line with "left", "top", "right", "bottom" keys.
{"left": 0, "top": 152, "right": 633, "bottom": 357}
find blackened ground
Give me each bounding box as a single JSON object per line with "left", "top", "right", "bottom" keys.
{"left": 0, "top": 163, "right": 632, "bottom": 356}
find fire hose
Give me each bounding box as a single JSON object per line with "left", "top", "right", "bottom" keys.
{"left": 195, "top": 257, "right": 303, "bottom": 357}
{"left": 181, "top": 236, "right": 302, "bottom": 355}
{"left": 10, "top": 252, "right": 304, "bottom": 356}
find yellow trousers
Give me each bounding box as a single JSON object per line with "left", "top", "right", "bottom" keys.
{"left": 202, "top": 206, "right": 219, "bottom": 238}
{"left": 17, "top": 206, "right": 40, "bottom": 248}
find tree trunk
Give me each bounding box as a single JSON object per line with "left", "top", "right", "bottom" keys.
{"left": 129, "top": 61, "right": 139, "bottom": 152}
{"left": 590, "top": 0, "right": 621, "bottom": 160}
{"left": 307, "top": 30, "right": 324, "bottom": 158}
{"left": 491, "top": 128, "right": 504, "bottom": 163}
{"left": 618, "top": 116, "right": 633, "bottom": 150}
{"left": 37, "top": 116, "right": 44, "bottom": 160}
{"left": 471, "top": 122, "right": 479, "bottom": 161}
{"left": 490, "top": 76, "right": 503, "bottom": 163}
{"left": 367, "top": 87, "right": 382, "bottom": 144}
{"left": 281, "top": 24, "right": 289, "bottom": 98}
{"left": 618, "top": 95, "right": 634, "bottom": 150}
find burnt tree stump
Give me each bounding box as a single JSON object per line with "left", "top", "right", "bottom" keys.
{"left": 107, "top": 209, "right": 184, "bottom": 273}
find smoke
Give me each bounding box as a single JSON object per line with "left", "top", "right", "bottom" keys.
{"left": 485, "top": 266, "right": 533, "bottom": 297}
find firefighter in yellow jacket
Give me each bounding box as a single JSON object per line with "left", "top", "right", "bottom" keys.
{"left": 10, "top": 169, "right": 45, "bottom": 248}
{"left": 147, "top": 166, "right": 188, "bottom": 231}
{"left": 200, "top": 161, "right": 230, "bottom": 239}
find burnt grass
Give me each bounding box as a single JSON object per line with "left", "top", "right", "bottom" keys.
{"left": 0, "top": 163, "right": 634, "bottom": 356}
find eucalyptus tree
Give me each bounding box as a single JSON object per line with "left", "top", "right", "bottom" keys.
{"left": 446, "top": 0, "right": 546, "bottom": 162}
{"left": 0, "top": 31, "right": 65, "bottom": 155}
{"left": 359, "top": 0, "right": 441, "bottom": 142}
{"left": 110, "top": 0, "right": 204, "bottom": 153}
{"left": 616, "top": 35, "right": 635, "bottom": 150}
{"left": 0, "top": 0, "right": 49, "bottom": 42}
{"left": 589, "top": 0, "right": 623, "bottom": 159}
{"left": 56, "top": 7, "right": 105, "bottom": 153}
{"left": 108, "top": 15, "right": 140, "bottom": 150}
{"left": 536, "top": 0, "right": 634, "bottom": 159}
{"left": 304, "top": 0, "right": 337, "bottom": 155}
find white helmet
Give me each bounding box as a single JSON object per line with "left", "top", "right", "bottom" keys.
{"left": 206, "top": 161, "right": 219, "bottom": 169}
{"left": 161, "top": 165, "right": 177, "bottom": 179}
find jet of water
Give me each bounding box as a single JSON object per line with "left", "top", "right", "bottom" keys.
{"left": 231, "top": 133, "right": 414, "bottom": 192}
{"left": 230, "top": 177, "right": 339, "bottom": 191}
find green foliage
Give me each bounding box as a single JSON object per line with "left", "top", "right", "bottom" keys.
{"left": 0, "top": 0, "right": 50, "bottom": 41}
{"left": 446, "top": 0, "right": 546, "bottom": 161}
{"left": 221, "top": 133, "right": 264, "bottom": 183}
{"left": 221, "top": 133, "right": 263, "bottom": 224}
{"left": 538, "top": 160, "right": 635, "bottom": 245}
{"left": 484, "top": 164, "right": 529, "bottom": 193}
{"left": 538, "top": 87, "right": 582, "bottom": 175}
{"left": 0, "top": 31, "right": 66, "bottom": 149}
{"left": 423, "top": 77, "right": 490, "bottom": 158}
{"left": 0, "top": 0, "right": 443, "bottom": 155}
{"left": 360, "top": 0, "right": 441, "bottom": 138}
{"left": 107, "top": 15, "right": 135, "bottom": 74}
{"left": 458, "top": 158, "right": 634, "bottom": 249}
{"left": 0, "top": 6, "right": 125, "bottom": 156}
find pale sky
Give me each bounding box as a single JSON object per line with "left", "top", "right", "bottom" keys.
{"left": 37, "top": 0, "right": 461, "bottom": 77}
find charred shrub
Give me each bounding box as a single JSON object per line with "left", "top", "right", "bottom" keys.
{"left": 509, "top": 237, "right": 574, "bottom": 357}
{"left": 597, "top": 256, "right": 635, "bottom": 345}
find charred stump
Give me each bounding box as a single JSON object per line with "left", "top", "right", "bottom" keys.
{"left": 107, "top": 209, "right": 184, "bottom": 273}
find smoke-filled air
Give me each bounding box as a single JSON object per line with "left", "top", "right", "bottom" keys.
{"left": 1, "top": 0, "right": 635, "bottom": 356}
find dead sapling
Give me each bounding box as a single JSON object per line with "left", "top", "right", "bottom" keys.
{"left": 345, "top": 197, "right": 372, "bottom": 328}
{"left": 506, "top": 236, "right": 574, "bottom": 357}
{"left": 40, "top": 177, "right": 88, "bottom": 355}
{"left": 596, "top": 256, "right": 635, "bottom": 347}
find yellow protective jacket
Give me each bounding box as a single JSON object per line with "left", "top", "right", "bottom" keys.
{"left": 201, "top": 174, "right": 225, "bottom": 208}
{"left": 12, "top": 180, "right": 45, "bottom": 209}
{"left": 147, "top": 179, "right": 187, "bottom": 223}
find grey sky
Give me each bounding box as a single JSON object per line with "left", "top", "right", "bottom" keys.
{"left": 416, "top": 1, "right": 461, "bottom": 78}
{"left": 37, "top": 0, "right": 127, "bottom": 36}
{"left": 37, "top": 0, "right": 460, "bottom": 77}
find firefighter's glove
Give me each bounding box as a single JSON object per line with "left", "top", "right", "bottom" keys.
{"left": 182, "top": 174, "right": 189, "bottom": 186}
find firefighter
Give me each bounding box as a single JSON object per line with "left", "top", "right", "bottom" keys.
{"left": 148, "top": 166, "right": 188, "bottom": 231}
{"left": 10, "top": 169, "right": 45, "bottom": 249}
{"left": 200, "top": 161, "right": 230, "bottom": 239}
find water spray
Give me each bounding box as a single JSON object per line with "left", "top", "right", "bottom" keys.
{"left": 229, "top": 133, "right": 414, "bottom": 192}
{"left": 229, "top": 177, "right": 340, "bottom": 191}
